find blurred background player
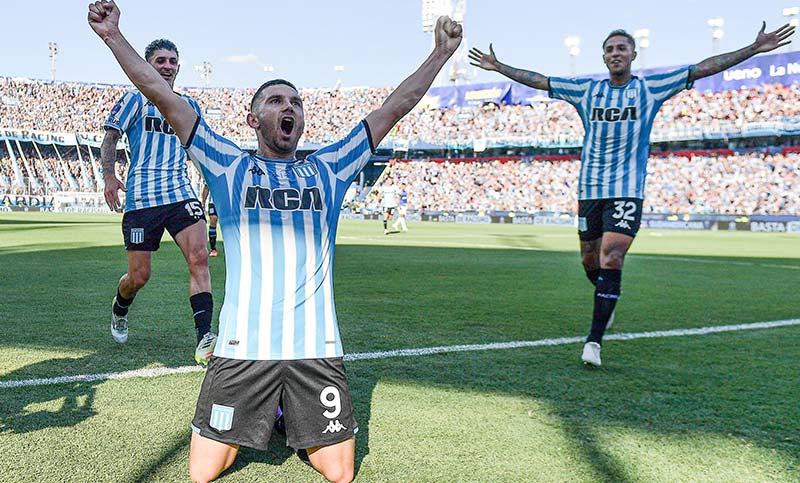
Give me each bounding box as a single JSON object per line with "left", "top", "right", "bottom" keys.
{"left": 380, "top": 176, "right": 398, "bottom": 234}
{"left": 392, "top": 183, "right": 409, "bottom": 232}
{"left": 469, "top": 22, "right": 794, "bottom": 367}
{"left": 88, "top": 1, "right": 462, "bottom": 482}
{"left": 200, "top": 183, "right": 219, "bottom": 257}
{"left": 100, "top": 37, "right": 217, "bottom": 365}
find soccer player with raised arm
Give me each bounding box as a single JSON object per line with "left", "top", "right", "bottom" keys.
{"left": 100, "top": 38, "right": 217, "bottom": 365}
{"left": 469, "top": 23, "right": 794, "bottom": 367}
{"left": 89, "top": 2, "right": 462, "bottom": 482}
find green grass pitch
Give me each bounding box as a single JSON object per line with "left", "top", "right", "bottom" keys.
{"left": 1, "top": 212, "right": 798, "bottom": 482}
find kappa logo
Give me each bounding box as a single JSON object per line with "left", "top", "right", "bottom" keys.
{"left": 249, "top": 165, "right": 265, "bottom": 176}
{"left": 615, "top": 220, "right": 632, "bottom": 229}
{"left": 322, "top": 419, "right": 347, "bottom": 434}
{"left": 130, "top": 228, "right": 144, "bottom": 244}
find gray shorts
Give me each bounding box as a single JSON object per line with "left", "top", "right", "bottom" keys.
{"left": 191, "top": 357, "right": 357, "bottom": 451}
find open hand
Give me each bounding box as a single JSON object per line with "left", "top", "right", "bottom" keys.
{"left": 468, "top": 44, "right": 501, "bottom": 72}
{"left": 753, "top": 21, "right": 795, "bottom": 53}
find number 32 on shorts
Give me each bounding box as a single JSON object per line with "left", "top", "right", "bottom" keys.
{"left": 612, "top": 200, "right": 637, "bottom": 221}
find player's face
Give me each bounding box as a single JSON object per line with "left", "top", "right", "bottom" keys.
{"left": 602, "top": 36, "right": 636, "bottom": 76}
{"left": 249, "top": 84, "right": 305, "bottom": 158}
{"left": 147, "top": 49, "right": 180, "bottom": 88}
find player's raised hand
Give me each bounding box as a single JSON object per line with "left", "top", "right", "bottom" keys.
{"left": 435, "top": 16, "right": 463, "bottom": 55}
{"left": 753, "top": 21, "right": 795, "bottom": 53}
{"left": 468, "top": 44, "right": 501, "bottom": 72}
{"left": 88, "top": 0, "right": 120, "bottom": 39}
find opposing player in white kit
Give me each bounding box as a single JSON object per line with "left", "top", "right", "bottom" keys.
{"left": 89, "top": 2, "right": 462, "bottom": 481}
{"left": 100, "top": 37, "right": 217, "bottom": 365}
{"left": 470, "top": 23, "right": 794, "bottom": 366}
{"left": 380, "top": 176, "right": 398, "bottom": 234}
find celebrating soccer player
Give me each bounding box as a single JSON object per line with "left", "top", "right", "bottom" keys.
{"left": 89, "top": 1, "right": 462, "bottom": 482}
{"left": 100, "top": 38, "right": 217, "bottom": 365}
{"left": 469, "top": 22, "right": 794, "bottom": 367}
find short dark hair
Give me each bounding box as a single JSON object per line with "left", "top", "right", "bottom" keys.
{"left": 602, "top": 30, "right": 636, "bottom": 50}
{"left": 250, "top": 79, "right": 299, "bottom": 111}
{"left": 144, "top": 39, "right": 179, "bottom": 62}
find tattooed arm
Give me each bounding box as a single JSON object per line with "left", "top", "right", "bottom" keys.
{"left": 690, "top": 22, "right": 795, "bottom": 81}
{"left": 468, "top": 44, "right": 549, "bottom": 90}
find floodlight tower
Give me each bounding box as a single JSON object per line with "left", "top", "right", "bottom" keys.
{"left": 633, "top": 28, "right": 650, "bottom": 70}
{"left": 194, "top": 61, "right": 213, "bottom": 87}
{"left": 707, "top": 18, "right": 725, "bottom": 55}
{"left": 48, "top": 42, "right": 58, "bottom": 81}
{"left": 422, "top": 0, "right": 469, "bottom": 85}
{"left": 784, "top": 7, "right": 800, "bottom": 50}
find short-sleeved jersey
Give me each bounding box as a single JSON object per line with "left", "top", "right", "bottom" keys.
{"left": 105, "top": 90, "right": 203, "bottom": 212}
{"left": 185, "top": 116, "right": 375, "bottom": 361}
{"left": 398, "top": 190, "right": 408, "bottom": 207}
{"left": 381, "top": 185, "right": 398, "bottom": 208}
{"left": 549, "top": 68, "right": 692, "bottom": 200}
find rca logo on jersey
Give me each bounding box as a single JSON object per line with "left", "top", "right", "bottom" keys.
{"left": 244, "top": 186, "right": 323, "bottom": 211}
{"left": 144, "top": 116, "right": 176, "bottom": 135}
{"left": 590, "top": 106, "right": 638, "bottom": 122}
{"left": 322, "top": 419, "right": 347, "bottom": 434}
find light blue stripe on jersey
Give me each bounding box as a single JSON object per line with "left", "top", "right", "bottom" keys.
{"left": 185, "top": 116, "right": 374, "bottom": 361}
{"left": 550, "top": 67, "right": 692, "bottom": 200}
{"left": 104, "top": 91, "right": 201, "bottom": 211}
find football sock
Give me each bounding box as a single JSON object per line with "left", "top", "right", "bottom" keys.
{"left": 113, "top": 289, "right": 134, "bottom": 316}
{"left": 383, "top": 219, "right": 388, "bottom": 230}
{"left": 208, "top": 226, "right": 217, "bottom": 250}
{"left": 190, "top": 292, "right": 214, "bottom": 342}
{"left": 585, "top": 268, "right": 600, "bottom": 286}
{"left": 587, "top": 269, "right": 621, "bottom": 344}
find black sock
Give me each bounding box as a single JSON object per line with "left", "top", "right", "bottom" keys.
{"left": 587, "top": 269, "right": 621, "bottom": 344}
{"left": 209, "top": 227, "right": 217, "bottom": 250}
{"left": 585, "top": 268, "right": 600, "bottom": 286}
{"left": 383, "top": 220, "right": 388, "bottom": 229}
{"left": 190, "top": 292, "right": 213, "bottom": 342}
{"left": 113, "top": 289, "right": 134, "bottom": 316}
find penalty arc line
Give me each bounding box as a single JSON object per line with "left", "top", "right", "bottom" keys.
{"left": 1, "top": 318, "right": 798, "bottom": 389}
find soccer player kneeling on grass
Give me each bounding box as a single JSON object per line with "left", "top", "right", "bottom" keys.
{"left": 89, "top": 1, "right": 462, "bottom": 481}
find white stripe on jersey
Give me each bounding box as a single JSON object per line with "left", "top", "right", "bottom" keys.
{"left": 186, "top": 117, "right": 374, "bottom": 360}
{"left": 550, "top": 68, "right": 691, "bottom": 200}
{"left": 104, "top": 91, "right": 201, "bottom": 211}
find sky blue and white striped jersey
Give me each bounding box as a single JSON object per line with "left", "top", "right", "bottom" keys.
{"left": 185, "top": 116, "right": 375, "bottom": 361}
{"left": 549, "top": 68, "right": 692, "bottom": 200}
{"left": 105, "top": 90, "right": 203, "bottom": 212}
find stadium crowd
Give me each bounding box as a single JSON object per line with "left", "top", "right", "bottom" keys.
{"left": 4, "top": 77, "right": 800, "bottom": 145}
{"left": 2, "top": 77, "right": 799, "bottom": 215}
{"left": 372, "top": 152, "right": 800, "bottom": 216}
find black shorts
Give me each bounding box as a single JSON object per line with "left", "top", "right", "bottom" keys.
{"left": 191, "top": 357, "right": 357, "bottom": 451}
{"left": 122, "top": 199, "right": 205, "bottom": 251}
{"left": 578, "top": 198, "right": 643, "bottom": 241}
{"left": 207, "top": 203, "right": 217, "bottom": 217}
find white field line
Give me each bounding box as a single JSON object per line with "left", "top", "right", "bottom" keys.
{"left": 2, "top": 319, "right": 798, "bottom": 389}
